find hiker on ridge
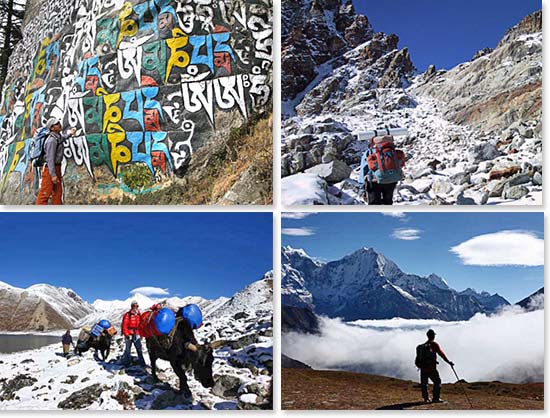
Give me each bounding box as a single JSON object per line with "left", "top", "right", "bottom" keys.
{"left": 360, "top": 135, "right": 405, "bottom": 205}
{"left": 36, "top": 118, "right": 76, "bottom": 205}
{"left": 415, "top": 329, "right": 454, "bottom": 403}
{"left": 118, "top": 300, "right": 146, "bottom": 367}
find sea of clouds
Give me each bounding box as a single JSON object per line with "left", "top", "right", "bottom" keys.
{"left": 283, "top": 304, "right": 544, "bottom": 384}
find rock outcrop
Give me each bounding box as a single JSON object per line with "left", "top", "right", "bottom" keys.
{"left": 413, "top": 10, "right": 542, "bottom": 134}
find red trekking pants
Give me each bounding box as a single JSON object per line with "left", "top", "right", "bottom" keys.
{"left": 36, "top": 165, "right": 63, "bottom": 205}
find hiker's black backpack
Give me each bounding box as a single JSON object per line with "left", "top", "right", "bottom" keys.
{"left": 415, "top": 342, "right": 437, "bottom": 368}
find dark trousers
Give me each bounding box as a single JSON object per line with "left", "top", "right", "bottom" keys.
{"left": 366, "top": 182, "right": 396, "bottom": 205}
{"left": 421, "top": 369, "right": 441, "bottom": 401}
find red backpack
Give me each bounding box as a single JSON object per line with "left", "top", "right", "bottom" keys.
{"left": 366, "top": 141, "right": 405, "bottom": 184}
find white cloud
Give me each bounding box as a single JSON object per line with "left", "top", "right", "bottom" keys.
{"left": 282, "top": 227, "right": 316, "bottom": 237}
{"left": 283, "top": 308, "right": 544, "bottom": 384}
{"left": 450, "top": 230, "right": 544, "bottom": 266}
{"left": 130, "top": 286, "right": 170, "bottom": 297}
{"left": 391, "top": 228, "right": 421, "bottom": 240}
{"left": 382, "top": 212, "right": 406, "bottom": 218}
{"left": 282, "top": 212, "right": 317, "bottom": 219}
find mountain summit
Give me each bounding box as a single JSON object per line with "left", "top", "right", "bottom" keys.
{"left": 282, "top": 246, "right": 510, "bottom": 321}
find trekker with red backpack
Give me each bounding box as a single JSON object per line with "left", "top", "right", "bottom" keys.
{"left": 359, "top": 135, "right": 405, "bottom": 205}
{"left": 415, "top": 329, "right": 454, "bottom": 403}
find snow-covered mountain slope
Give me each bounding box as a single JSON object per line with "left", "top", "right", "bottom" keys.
{"left": 412, "top": 11, "right": 542, "bottom": 134}
{"left": 0, "top": 283, "right": 95, "bottom": 331}
{"left": 281, "top": 2, "right": 542, "bottom": 206}
{"left": 516, "top": 287, "right": 544, "bottom": 312}
{"left": 0, "top": 276, "right": 273, "bottom": 410}
{"left": 83, "top": 293, "right": 229, "bottom": 331}
{"left": 282, "top": 246, "right": 510, "bottom": 321}
{"left": 207, "top": 272, "right": 273, "bottom": 320}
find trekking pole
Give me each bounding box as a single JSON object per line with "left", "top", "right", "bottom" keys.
{"left": 450, "top": 364, "right": 473, "bottom": 409}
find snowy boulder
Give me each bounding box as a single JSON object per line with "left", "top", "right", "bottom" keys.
{"left": 63, "top": 375, "right": 78, "bottom": 385}
{"left": 431, "top": 178, "right": 453, "bottom": 195}
{"left": 533, "top": 171, "right": 543, "bottom": 186}
{"left": 470, "top": 173, "right": 489, "bottom": 185}
{"left": 305, "top": 160, "right": 352, "bottom": 184}
{"left": 486, "top": 179, "right": 508, "bottom": 197}
{"left": 456, "top": 192, "right": 476, "bottom": 205}
{"left": 57, "top": 384, "right": 105, "bottom": 409}
{"left": 237, "top": 392, "right": 271, "bottom": 410}
{"left": 282, "top": 174, "right": 329, "bottom": 205}
{"left": 212, "top": 375, "right": 242, "bottom": 398}
{"left": 506, "top": 173, "right": 531, "bottom": 187}
{"left": 409, "top": 178, "right": 433, "bottom": 194}
{"left": 502, "top": 185, "right": 529, "bottom": 200}
{"left": 150, "top": 390, "right": 192, "bottom": 409}
{"left": 468, "top": 143, "right": 502, "bottom": 163}
{"left": 461, "top": 190, "right": 489, "bottom": 205}
{"left": 449, "top": 171, "right": 470, "bottom": 185}
{"left": 0, "top": 374, "right": 37, "bottom": 401}
{"left": 228, "top": 334, "right": 258, "bottom": 349}
{"left": 287, "top": 134, "right": 315, "bottom": 151}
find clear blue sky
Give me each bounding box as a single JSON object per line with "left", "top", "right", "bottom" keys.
{"left": 282, "top": 212, "right": 543, "bottom": 303}
{"left": 0, "top": 213, "right": 272, "bottom": 301}
{"left": 355, "top": 0, "right": 541, "bottom": 71}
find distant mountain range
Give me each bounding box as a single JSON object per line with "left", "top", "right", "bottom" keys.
{"left": 282, "top": 246, "right": 515, "bottom": 325}
{"left": 0, "top": 273, "right": 273, "bottom": 332}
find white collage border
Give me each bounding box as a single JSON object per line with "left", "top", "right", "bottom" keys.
{"left": 0, "top": 0, "right": 548, "bottom": 416}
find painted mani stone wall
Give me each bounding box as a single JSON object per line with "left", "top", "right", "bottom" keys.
{"left": 0, "top": 0, "right": 272, "bottom": 203}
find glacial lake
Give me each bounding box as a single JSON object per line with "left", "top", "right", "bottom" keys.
{"left": 0, "top": 334, "right": 61, "bottom": 354}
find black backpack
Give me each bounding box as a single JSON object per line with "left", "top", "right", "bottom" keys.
{"left": 415, "top": 342, "right": 437, "bottom": 368}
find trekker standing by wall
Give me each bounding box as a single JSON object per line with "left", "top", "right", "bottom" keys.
{"left": 61, "top": 330, "right": 74, "bottom": 358}
{"left": 36, "top": 118, "right": 76, "bottom": 205}
{"left": 415, "top": 329, "right": 454, "bottom": 403}
{"left": 119, "top": 301, "right": 146, "bottom": 367}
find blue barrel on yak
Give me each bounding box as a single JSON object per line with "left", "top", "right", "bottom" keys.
{"left": 90, "top": 323, "right": 104, "bottom": 337}
{"left": 99, "top": 319, "right": 111, "bottom": 329}
{"left": 154, "top": 308, "right": 176, "bottom": 334}
{"left": 181, "top": 304, "right": 203, "bottom": 329}
{"left": 139, "top": 307, "right": 176, "bottom": 338}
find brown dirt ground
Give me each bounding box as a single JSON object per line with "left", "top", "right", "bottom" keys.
{"left": 282, "top": 368, "right": 544, "bottom": 410}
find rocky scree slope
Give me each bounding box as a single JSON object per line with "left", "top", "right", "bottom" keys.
{"left": 0, "top": 276, "right": 273, "bottom": 410}
{"left": 282, "top": 246, "right": 509, "bottom": 322}
{"left": 281, "top": 3, "right": 542, "bottom": 206}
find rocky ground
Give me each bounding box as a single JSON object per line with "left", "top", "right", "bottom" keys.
{"left": 282, "top": 368, "right": 544, "bottom": 410}
{"left": 0, "top": 309, "right": 272, "bottom": 410}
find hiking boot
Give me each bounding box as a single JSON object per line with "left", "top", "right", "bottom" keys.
{"left": 431, "top": 399, "right": 445, "bottom": 403}
{"left": 423, "top": 398, "right": 431, "bottom": 403}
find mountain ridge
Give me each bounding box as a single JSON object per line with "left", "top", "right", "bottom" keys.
{"left": 0, "top": 273, "right": 272, "bottom": 332}
{"left": 282, "top": 246, "right": 510, "bottom": 321}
